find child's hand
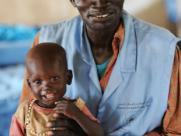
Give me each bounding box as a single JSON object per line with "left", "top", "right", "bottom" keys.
{"left": 46, "top": 111, "right": 87, "bottom": 136}
{"left": 54, "top": 99, "right": 81, "bottom": 120}
{"left": 53, "top": 99, "right": 104, "bottom": 136}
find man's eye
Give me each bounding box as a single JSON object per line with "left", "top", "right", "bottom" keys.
{"left": 50, "top": 76, "right": 60, "bottom": 82}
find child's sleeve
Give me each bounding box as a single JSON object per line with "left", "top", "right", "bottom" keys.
{"left": 9, "top": 115, "right": 25, "bottom": 136}
{"left": 9, "top": 101, "right": 28, "bottom": 136}
{"left": 74, "top": 97, "right": 100, "bottom": 123}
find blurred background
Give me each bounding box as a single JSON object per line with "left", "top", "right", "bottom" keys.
{"left": 0, "top": 0, "right": 180, "bottom": 135}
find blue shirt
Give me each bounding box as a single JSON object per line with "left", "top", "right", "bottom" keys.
{"left": 39, "top": 11, "right": 180, "bottom": 135}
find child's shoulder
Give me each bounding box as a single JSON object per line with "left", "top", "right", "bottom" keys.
{"left": 14, "top": 100, "right": 31, "bottom": 122}
{"left": 16, "top": 100, "right": 30, "bottom": 112}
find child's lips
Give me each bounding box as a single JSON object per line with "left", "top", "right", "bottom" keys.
{"left": 42, "top": 93, "right": 57, "bottom": 101}
{"left": 46, "top": 93, "right": 56, "bottom": 99}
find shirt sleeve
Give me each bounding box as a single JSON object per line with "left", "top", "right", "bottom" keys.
{"left": 9, "top": 115, "right": 25, "bottom": 136}
{"left": 162, "top": 44, "right": 181, "bottom": 135}
{"left": 146, "top": 44, "right": 181, "bottom": 136}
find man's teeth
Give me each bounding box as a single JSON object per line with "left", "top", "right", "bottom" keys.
{"left": 96, "top": 14, "right": 108, "bottom": 18}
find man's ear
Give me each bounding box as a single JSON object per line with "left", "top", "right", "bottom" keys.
{"left": 66, "top": 70, "right": 73, "bottom": 85}
{"left": 69, "top": 0, "right": 77, "bottom": 7}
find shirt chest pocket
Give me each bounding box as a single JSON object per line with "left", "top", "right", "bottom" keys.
{"left": 115, "top": 101, "right": 151, "bottom": 128}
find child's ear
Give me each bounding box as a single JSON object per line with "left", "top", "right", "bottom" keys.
{"left": 26, "top": 79, "right": 32, "bottom": 89}
{"left": 66, "top": 70, "right": 73, "bottom": 85}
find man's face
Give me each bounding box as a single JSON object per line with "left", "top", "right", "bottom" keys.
{"left": 27, "top": 59, "right": 68, "bottom": 108}
{"left": 72, "top": 0, "right": 124, "bottom": 31}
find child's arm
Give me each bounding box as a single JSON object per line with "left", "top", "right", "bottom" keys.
{"left": 9, "top": 115, "right": 25, "bottom": 136}
{"left": 54, "top": 98, "right": 104, "bottom": 136}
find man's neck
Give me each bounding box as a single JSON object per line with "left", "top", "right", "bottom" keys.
{"left": 85, "top": 26, "right": 118, "bottom": 64}
{"left": 84, "top": 20, "right": 123, "bottom": 64}
{"left": 86, "top": 27, "right": 116, "bottom": 49}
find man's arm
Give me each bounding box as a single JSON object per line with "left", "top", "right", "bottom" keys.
{"left": 162, "top": 42, "right": 181, "bottom": 135}
{"left": 146, "top": 42, "right": 181, "bottom": 136}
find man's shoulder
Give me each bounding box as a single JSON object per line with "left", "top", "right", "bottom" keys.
{"left": 122, "top": 11, "right": 177, "bottom": 45}
{"left": 41, "top": 15, "right": 81, "bottom": 32}
{"left": 133, "top": 18, "right": 175, "bottom": 40}
{"left": 130, "top": 17, "right": 180, "bottom": 50}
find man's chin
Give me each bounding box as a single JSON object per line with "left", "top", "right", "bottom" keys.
{"left": 87, "top": 22, "right": 114, "bottom": 32}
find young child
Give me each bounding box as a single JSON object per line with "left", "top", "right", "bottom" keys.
{"left": 9, "top": 43, "right": 100, "bottom": 136}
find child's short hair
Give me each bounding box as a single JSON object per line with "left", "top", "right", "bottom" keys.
{"left": 26, "top": 42, "right": 67, "bottom": 70}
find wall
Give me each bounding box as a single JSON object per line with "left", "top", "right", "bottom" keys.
{"left": 0, "top": 0, "right": 176, "bottom": 34}
{"left": 0, "top": 0, "right": 77, "bottom": 25}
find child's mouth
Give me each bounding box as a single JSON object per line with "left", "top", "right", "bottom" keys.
{"left": 42, "top": 93, "right": 57, "bottom": 102}
{"left": 46, "top": 93, "right": 56, "bottom": 99}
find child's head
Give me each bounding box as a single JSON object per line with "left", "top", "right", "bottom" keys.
{"left": 26, "top": 43, "right": 72, "bottom": 108}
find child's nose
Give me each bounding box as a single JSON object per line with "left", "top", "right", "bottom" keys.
{"left": 42, "top": 81, "right": 51, "bottom": 90}
{"left": 42, "top": 85, "right": 50, "bottom": 91}
{"left": 43, "top": 79, "right": 51, "bottom": 85}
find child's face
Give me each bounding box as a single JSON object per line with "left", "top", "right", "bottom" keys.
{"left": 27, "top": 60, "right": 69, "bottom": 108}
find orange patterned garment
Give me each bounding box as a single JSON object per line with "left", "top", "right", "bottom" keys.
{"left": 10, "top": 98, "right": 98, "bottom": 135}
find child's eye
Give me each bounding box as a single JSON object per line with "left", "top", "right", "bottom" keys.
{"left": 50, "top": 76, "right": 60, "bottom": 82}
{"left": 33, "top": 80, "right": 42, "bottom": 85}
